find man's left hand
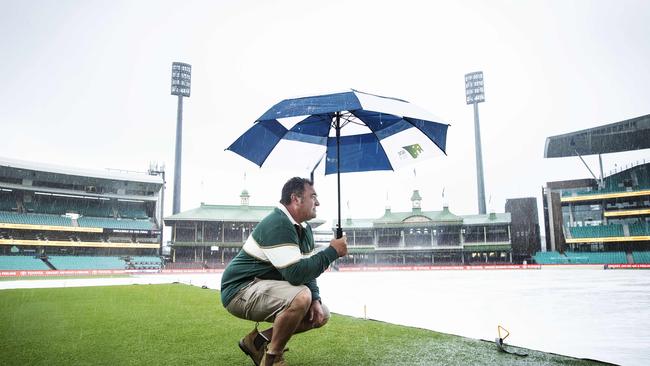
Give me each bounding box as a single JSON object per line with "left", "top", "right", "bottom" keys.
{"left": 308, "top": 299, "right": 325, "bottom": 327}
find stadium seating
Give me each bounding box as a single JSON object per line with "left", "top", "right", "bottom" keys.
{"left": 629, "top": 222, "right": 650, "bottom": 236}
{"left": 47, "top": 256, "right": 126, "bottom": 270}
{"left": 562, "top": 184, "right": 650, "bottom": 197}
{"left": 561, "top": 163, "right": 650, "bottom": 198}
{"left": 30, "top": 199, "right": 69, "bottom": 215}
{"left": 0, "top": 256, "right": 50, "bottom": 270}
{"left": 0, "top": 194, "right": 17, "bottom": 211}
{"left": 107, "top": 236, "right": 132, "bottom": 243}
{"left": 118, "top": 206, "right": 148, "bottom": 219}
{"left": 22, "top": 200, "right": 35, "bottom": 212}
{"left": 533, "top": 251, "right": 569, "bottom": 264}
{"left": 603, "top": 164, "right": 650, "bottom": 190}
{"left": 0, "top": 211, "right": 72, "bottom": 227}
{"left": 130, "top": 256, "right": 162, "bottom": 270}
{"left": 632, "top": 251, "right": 650, "bottom": 264}
{"left": 569, "top": 224, "right": 624, "bottom": 238}
{"left": 564, "top": 251, "right": 627, "bottom": 264}
{"left": 79, "top": 203, "right": 114, "bottom": 218}
{"left": 77, "top": 217, "right": 154, "bottom": 230}
{"left": 24, "top": 196, "right": 115, "bottom": 217}
{"left": 136, "top": 237, "right": 158, "bottom": 243}
{"left": 533, "top": 251, "right": 627, "bottom": 264}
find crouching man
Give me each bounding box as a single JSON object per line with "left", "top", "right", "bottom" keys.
{"left": 220, "top": 177, "right": 348, "bottom": 366}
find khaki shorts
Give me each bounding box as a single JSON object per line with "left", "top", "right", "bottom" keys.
{"left": 226, "top": 279, "right": 328, "bottom": 323}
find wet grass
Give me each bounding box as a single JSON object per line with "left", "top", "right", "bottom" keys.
{"left": 0, "top": 284, "right": 603, "bottom": 365}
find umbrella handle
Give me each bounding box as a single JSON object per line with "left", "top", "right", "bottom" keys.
{"left": 336, "top": 227, "right": 343, "bottom": 239}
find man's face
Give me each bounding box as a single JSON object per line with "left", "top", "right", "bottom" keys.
{"left": 295, "top": 184, "right": 319, "bottom": 222}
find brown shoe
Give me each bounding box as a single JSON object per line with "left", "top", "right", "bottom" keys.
{"left": 238, "top": 328, "right": 268, "bottom": 366}
{"left": 260, "top": 351, "right": 287, "bottom": 366}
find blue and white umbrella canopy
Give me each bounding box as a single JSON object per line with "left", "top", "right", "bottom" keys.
{"left": 227, "top": 89, "right": 450, "bottom": 237}
{"left": 227, "top": 89, "right": 449, "bottom": 175}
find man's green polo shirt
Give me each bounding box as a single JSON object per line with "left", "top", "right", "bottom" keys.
{"left": 221, "top": 206, "right": 338, "bottom": 307}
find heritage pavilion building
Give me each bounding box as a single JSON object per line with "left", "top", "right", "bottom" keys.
{"left": 335, "top": 190, "right": 513, "bottom": 266}
{"left": 164, "top": 189, "right": 518, "bottom": 268}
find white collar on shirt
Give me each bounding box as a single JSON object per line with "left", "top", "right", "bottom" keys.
{"left": 277, "top": 204, "right": 307, "bottom": 228}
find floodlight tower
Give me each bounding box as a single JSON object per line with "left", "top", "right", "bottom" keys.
{"left": 465, "top": 71, "right": 487, "bottom": 214}
{"left": 170, "top": 62, "right": 191, "bottom": 214}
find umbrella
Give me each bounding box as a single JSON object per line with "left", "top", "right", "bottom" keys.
{"left": 227, "top": 89, "right": 449, "bottom": 238}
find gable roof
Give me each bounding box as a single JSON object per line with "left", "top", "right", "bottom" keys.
{"left": 372, "top": 207, "right": 463, "bottom": 225}
{"left": 335, "top": 207, "right": 510, "bottom": 228}
{"left": 462, "top": 212, "right": 511, "bottom": 225}
{"left": 164, "top": 203, "right": 274, "bottom": 222}
{"left": 164, "top": 203, "right": 325, "bottom": 227}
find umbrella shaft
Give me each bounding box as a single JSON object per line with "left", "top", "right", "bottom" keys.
{"left": 336, "top": 112, "right": 343, "bottom": 239}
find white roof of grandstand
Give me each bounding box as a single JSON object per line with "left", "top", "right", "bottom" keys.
{"left": 0, "top": 156, "right": 163, "bottom": 185}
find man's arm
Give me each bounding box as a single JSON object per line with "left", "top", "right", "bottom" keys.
{"left": 276, "top": 246, "right": 338, "bottom": 285}
{"left": 255, "top": 227, "right": 347, "bottom": 285}
{"left": 275, "top": 235, "right": 347, "bottom": 285}
{"left": 305, "top": 278, "right": 320, "bottom": 302}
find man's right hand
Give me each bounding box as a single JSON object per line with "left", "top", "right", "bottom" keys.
{"left": 330, "top": 235, "right": 348, "bottom": 257}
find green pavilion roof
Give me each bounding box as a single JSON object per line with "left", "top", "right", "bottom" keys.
{"left": 341, "top": 217, "right": 376, "bottom": 228}
{"left": 164, "top": 203, "right": 325, "bottom": 227}
{"left": 462, "top": 212, "right": 511, "bottom": 225}
{"left": 164, "top": 203, "right": 274, "bottom": 223}
{"left": 372, "top": 206, "right": 463, "bottom": 225}
{"left": 335, "top": 207, "right": 510, "bottom": 228}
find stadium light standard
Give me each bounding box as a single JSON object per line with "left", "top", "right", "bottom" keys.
{"left": 465, "top": 71, "right": 487, "bottom": 215}
{"left": 170, "top": 62, "right": 191, "bottom": 214}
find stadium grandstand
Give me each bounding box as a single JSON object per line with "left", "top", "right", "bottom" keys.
{"left": 539, "top": 114, "right": 650, "bottom": 265}
{"left": 165, "top": 189, "right": 539, "bottom": 268}
{"left": 0, "top": 157, "right": 164, "bottom": 271}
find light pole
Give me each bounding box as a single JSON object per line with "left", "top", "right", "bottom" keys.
{"left": 170, "top": 62, "right": 191, "bottom": 214}
{"left": 465, "top": 71, "right": 487, "bottom": 214}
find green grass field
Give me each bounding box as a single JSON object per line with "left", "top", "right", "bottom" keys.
{"left": 0, "top": 274, "right": 132, "bottom": 281}
{"left": 0, "top": 284, "right": 602, "bottom": 365}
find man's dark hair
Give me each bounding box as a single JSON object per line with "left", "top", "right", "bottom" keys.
{"left": 280, "top": 177, "right": 313, "bottom": 205}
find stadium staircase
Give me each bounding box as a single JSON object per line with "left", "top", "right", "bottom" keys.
{"left": 40, "top": 256, "right": 56, "bottom": 270}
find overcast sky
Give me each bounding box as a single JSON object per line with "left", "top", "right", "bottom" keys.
{"left": 1, "top": 0, "right": 649, "bottom": 228}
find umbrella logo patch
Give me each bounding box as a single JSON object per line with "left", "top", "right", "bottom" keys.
{"left": 400, "top": 144, "right": 424, "bottom": 159}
